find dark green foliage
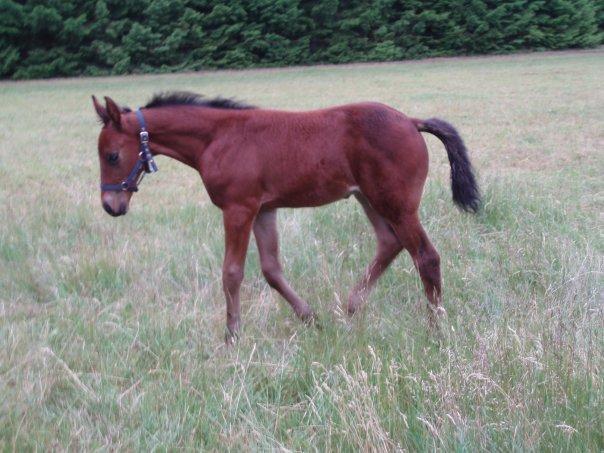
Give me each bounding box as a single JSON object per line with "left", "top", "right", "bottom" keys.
{"left": 1, "top": 0, "right": 601, "bottom": 79}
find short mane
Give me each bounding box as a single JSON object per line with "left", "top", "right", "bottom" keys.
{"left": 145, "top": 91, "right": 256, "bottom": 110}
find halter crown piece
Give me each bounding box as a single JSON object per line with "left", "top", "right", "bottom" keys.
{"left": 100, "top": 108, "right": 158, "bottom": 192}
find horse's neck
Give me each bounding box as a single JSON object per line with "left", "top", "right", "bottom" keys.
{"left": 144, "top": 108, "right": 220, "bottom": 168}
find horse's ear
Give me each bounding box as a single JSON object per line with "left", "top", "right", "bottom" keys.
{"left": 104, "top": 96, "right": 122, "bottom": 129}
{"left": 92, "top": 95, "right": 109, "bottom": 125}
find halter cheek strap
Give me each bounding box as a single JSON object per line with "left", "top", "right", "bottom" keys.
{"left": 100, "top": 108, "right": 158, "bottom": 192}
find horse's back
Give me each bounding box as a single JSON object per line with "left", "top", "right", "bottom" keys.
{"left": 203, "top": 102, "right": 428, "bottom": 210}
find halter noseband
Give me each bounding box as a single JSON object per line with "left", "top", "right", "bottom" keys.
{"left": 100, "top": 109, "right": 158, "bottom": 192}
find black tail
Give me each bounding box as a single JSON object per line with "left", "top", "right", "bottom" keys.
{"left": 415, "top": 118, "right": 480, "bottom": 213}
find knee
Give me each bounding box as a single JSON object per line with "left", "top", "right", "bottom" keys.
{"left": 261, "top": 260, "right": 282, "bottom": 288}
{"left": 223, "top": 264, "right": 244, "bottom": 287}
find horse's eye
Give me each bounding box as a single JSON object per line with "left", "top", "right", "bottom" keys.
{"left": 107, "top": 153, "right": 119, "bottom": 165}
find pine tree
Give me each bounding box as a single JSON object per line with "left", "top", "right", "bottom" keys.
{"left": 0, "top": 0, "right": 601, "bottom": 79}
{"left": 532, "top": 0, "right": 601, "bottom": 49}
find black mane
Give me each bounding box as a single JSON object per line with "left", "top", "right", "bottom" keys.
{"left": 144, "top": 91, "right": 256, "bottom": 110}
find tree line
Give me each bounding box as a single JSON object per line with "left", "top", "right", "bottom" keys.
{"left": 0, "top": 0, "right": 602, "bottom": 79}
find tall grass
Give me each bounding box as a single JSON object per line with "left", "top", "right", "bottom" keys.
{"left": 1, "top": 50, "right": 602, "bottom": 450}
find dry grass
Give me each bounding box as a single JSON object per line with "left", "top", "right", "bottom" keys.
{"left": 1, "top": 49, "right": 602, "bottom": 451}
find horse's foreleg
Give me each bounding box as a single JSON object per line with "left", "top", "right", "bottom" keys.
{"left": 222, "top": 205, "right": 256, "bottom": 343}
{"left": 253, "top": 209, "right": 315, "bottom": 321}
{"left": 347, "top": 193, "right": 403, "bottom": 315}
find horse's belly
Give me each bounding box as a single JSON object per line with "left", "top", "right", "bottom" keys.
{"left": 265, "top": 179, "right": 357, "bottom": 209}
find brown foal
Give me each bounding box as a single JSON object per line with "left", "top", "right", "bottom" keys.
{"left": 92, "top": 92, "right": 480, "bottom": 341}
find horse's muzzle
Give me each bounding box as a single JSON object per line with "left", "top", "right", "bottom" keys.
{"left": 103, "top": 201, "right": 127, "bottom": 217}
{"left": 101, "top": 192, "right": 129, "bottom": 217}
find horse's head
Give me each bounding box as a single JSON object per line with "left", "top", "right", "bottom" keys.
{"left": 92, "top": 95, "right": 142, "bottom": 217}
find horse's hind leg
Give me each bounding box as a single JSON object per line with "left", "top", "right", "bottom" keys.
{"left": 355, "top": 136, "right": 443, "bottom": 324}
{"left": 347, "top": 193, "right": 403, "bottom": 315}
{"left": 253, "top": 209, "right": 315, "bottom": 321}
{"left": 392, "top": 213, "right": 444, "bottom": 324}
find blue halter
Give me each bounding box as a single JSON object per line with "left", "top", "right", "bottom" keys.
{"left": 100, "top": 108, "right": 158, "bottom": 192}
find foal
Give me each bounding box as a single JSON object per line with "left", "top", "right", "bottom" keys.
{"left": 93, "top": 92, "right": 479, "bottom": 341}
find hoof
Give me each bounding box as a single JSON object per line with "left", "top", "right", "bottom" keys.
{"left": 428, "top": 305, "right": 447, "bottom": 319}
{"left": 224, "top": 328, "right": 240, "bottom": 346}
{"left": 298, "top": 307, "right": 314, "bottom": 321}
{"left": 347, "top": 293, "right": 364, "bottom": 316}
{"left": 427, "top": 305, "right": 446, "bottom": 332}
{"left": 433, "top": 306, "right": 447, "bottom": 317}
{"left": 301, "top": 310, "right": 321, "bottom": 328}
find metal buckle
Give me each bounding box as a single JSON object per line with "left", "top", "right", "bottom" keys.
{"left": 139, "top": 131, "right": 149, "bottom": 143}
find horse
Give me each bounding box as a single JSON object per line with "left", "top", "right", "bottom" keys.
{"left": 92, "top": 91, "right": 480, "bottom": 342}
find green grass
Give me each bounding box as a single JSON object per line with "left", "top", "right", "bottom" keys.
{"left": 1, "top": 50, "right": 602, "bottom": 451}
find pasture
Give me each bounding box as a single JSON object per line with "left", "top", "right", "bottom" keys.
{"left": 1, "top": 50, "right": 602, "bottom": 450}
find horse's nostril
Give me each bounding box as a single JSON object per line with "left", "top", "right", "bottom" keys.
{"left": 103, "top": 201, "right": 118, "bottom": 216}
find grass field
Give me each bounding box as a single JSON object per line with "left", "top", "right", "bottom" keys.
{"left": 1, "top": 50, "right": 602, "bottom": 451}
